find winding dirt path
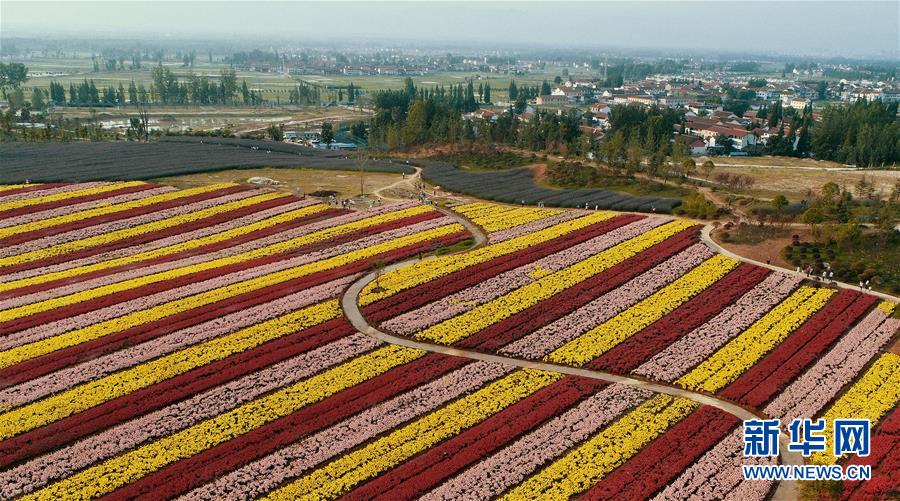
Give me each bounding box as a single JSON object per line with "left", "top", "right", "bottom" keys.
{"left": 372, "top": 167, "right": 422, "bottom": 201}
{"left": 339, "top": 206, "right": 804, "bottom": 498}
{"left": 701, "top": 225, "right": 900, "bottom": 303}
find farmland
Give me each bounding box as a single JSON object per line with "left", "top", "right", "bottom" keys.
{"left": 0, "top": 137, "right": 413, "bottom": 183}
{"left": 0, "top": 183, "right": 896, "bottom": 500}
{"left": 422, "top": 161, "right": 683, "bottom": 213}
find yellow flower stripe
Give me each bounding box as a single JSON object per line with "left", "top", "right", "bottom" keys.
{"left": 876, "top": 301, "right": 896, "bottom": 314}
{"left": 460, "top": 205, "right": 519, "bottom": 220}
{"left": 547, "top": 254, "right": 739, "bottom": 367}
{"left": 265, "top": 369, "right": 562, "bottom": 500}
{"left": 503, "top": 288, "right": 835, "bottom": 498}
{"left": 0, "top": 191, "right": 290, "bottom": 269}
{"left": 810, "top": 353, "right": 900, "bottom": 465}
{"left": 413, "top": 220, "right": 694, "bottom": 346}
{"left": 0, "top": 224, "right": 459, "bottom": 369}
{"left": 677, "top": 286, "right": 835, "bottom": 393}
{"left": 0, "top": 203, "right": 329, "bottom": 295}
{"left": 25, "top": 344, "right": 424, "bottom": 501}
{"left": 359, "top": 211, "right": 618, "bottom": 306}
{"left": 502, "top": 394, "right": 698, "bottom": 500}
{"left": 0, "top": 300, "right": 342, "bottom": 437}
{"left": 451, "top": 202, "right": 503, "bottom": 217}
{"left": 0, "top": 184, "right": 40, "bottom": 192}
{"left": 0, "top": 204, "right": 433, "bottom": 322}
{"left": 0, "top": 183, "right": 236, "bottom": 240}
{"left": 472, "top": 207, "right": 566, "bottom": 233}
{"left": 0, "top": 181, "right": 146, "bottom": 212}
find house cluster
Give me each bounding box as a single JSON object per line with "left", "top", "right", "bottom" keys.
{"left": 681, "top": 112, "right": 758, "bottom": 153}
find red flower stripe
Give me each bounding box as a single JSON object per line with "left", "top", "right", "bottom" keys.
{"left": 0, "top": 317, "right": 359, "bottom": 470}
{"left": 343, "top": 377, "right": 607, "bottom": 501}
{"left": 0, "top": 182, "right": 165, "bottom": 220}
{"left": 580, "top": 406, "right": 739, "bottom": 500}
{"left": 103, "top": 353, "right": 476, "bottom": 500}
{"left": 0, "top": 230, "right": 467, "bottom": 387}
{"left": 720, "top": 289, "right": 876, "bottom": 407}
{"left": 0, "top": 190, "right": 290, "bottom": 275}
{"left": 589, "top": 264, "right": 770, "bottom": 374}
{"left": 0, "top": 210, "right": 444, "bottom": 335}
{"left": 362, "top": 214, "right": 645, "bottom": 323}
{"left": 0, "top": 187, "right": 281, "bottom": 249}
{"left": 452, "top": 227, "right": 698, "bottom": 353}
{"left": 841, "top": 406, "right": 900, "bottom": 500}
{"left": 0, "top": 208, "right": 347, "bottom": 301}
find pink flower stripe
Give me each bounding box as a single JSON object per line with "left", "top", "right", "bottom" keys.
{"left": 0, "top": 186, "right": 177, "bottom": 229}
{"left": 487, "top": 210, "right": 586, "bottom": 243}
{"left": 0, "top": 216, "right": 451, "bottom": 350}
{"left": 652, "top": 428, "right": 775, "bottom": 501}
{"left": 181, "top": 360, "right": 511, "bottom": 501}
{"left": 0, "top": 199, "right": 319, "bottom": 285}
{"left": 0, "top": 332, "right": 378, "bottom": 499}
{"left": 421, "top": 384, "right": 653, "bottom": 501}
{"left": 0, "top": 275, "right": 357, "bottom": 408}
{"left": 0, "top": 198, "right": 334, "bottom": 288}
{"left": 500, "top": 243, "right": 713, "bottom": 359}
{"left": 634, "top": 272, "right": 802, "bottom": 382}
{"left": 0, "top": 182, "right": 119, "bottom": 206}
{"left": 382, "top": 217, "right": 669, "bottom": 335}
{"left": 1, "top": 189, "right": 261, "bottom": 255}
{"left": 764, "top": 308, "right": 898, "bottom": 421}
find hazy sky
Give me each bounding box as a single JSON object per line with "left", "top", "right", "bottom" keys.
{"left": 3, "top": 1, "right": 899, "bottom": 59}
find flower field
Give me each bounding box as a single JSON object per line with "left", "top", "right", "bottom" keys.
{"left": 0, "top": 186, "right": 897, "bottom": 500}
{"left": 365, "top": 201, "right": 900, "bottom": 500}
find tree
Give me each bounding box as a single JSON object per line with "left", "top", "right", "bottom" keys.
{"left": 320, "top": 122, "right": 334, "bottom": 147}
{"left": 266, "top": 124, "right": 284, "bottom": 141}
{"left": 816, "top": 80, "right": 828, "bottom": 100}
{"left": 31, "top": 88, "right": 46, "bottom": 112}
{"left": 0, "top": 63, "right": 28, "bottom": 98}
{"left": 681, "top": 158, "right": 697, "bottom": 178}
{"left": 403, "top": 99, "right": 427, "bottom": 146}
{"left": 128, "top": 80, "right": 138, "bottom": 105}
{"left": 541, "top": 80, "right": 552, "bottom": 95}
{"left": 508, "top": 80, "right": 518, "bottom": 100}
{"left": 701, "top": 159, "right": 715, "bottom": 179}
{"left": 350, "top": 121, "right": 367, "bottom": 141}
{"left": 465, "top": 80, "right": 477, "bottom": 112}
{"left": 483, "top": 83, "right": 491, "bottom": 104}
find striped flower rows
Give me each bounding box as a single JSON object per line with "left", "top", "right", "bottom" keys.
{"left": 364, "top": 201, "right": 899, "bottom": 499}
{"left": 1, "top": 189, "right": 897, "bottom": 501}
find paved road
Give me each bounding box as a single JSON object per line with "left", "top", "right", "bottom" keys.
{"left": 339, "top": 205, "right": 805, "bottom": 498}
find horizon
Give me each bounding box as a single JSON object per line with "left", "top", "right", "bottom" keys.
{"left": 2, "top": 1, "right": 899, "bottom": 60}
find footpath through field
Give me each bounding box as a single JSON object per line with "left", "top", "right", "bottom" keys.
{"left": 340, "top": 205, "right": 806, "bottom": 500}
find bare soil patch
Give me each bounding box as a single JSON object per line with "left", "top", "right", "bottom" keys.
{"left": 154, "top": 167, "right": 402, "bottom": 198}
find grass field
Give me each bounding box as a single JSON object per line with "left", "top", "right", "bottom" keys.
{"left": 706, "top": 164, "right": 900, "bottom": 200}
{"left": 154, "top": 166, "right": 402, "bottom": 197}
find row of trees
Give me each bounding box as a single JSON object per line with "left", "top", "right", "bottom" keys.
{"left": 366, "top": 78, "right": 589, "bottom": 154}
{"left": 811, "top": 100, "right": 898, "bottom": 167}
{"left": 38, "top": 72, "right": 267, "bottom": 107}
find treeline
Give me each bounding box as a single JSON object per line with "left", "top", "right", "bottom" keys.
{"left": 811, "top": 100, "right": 899, "bottom": 167}
{"left": 598, "top": 104, "right": 685, "bottom": 177}
{"left": 40, "top": 68, "right": 268, "bottom": 107}
{"left": 367, "top": 78, "right": 586, "bottom": 154}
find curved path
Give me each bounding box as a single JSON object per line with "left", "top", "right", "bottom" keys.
{"left": 700, "top": 224, "right": 900, "bottom": 303}
{"left": 372, "top": 167, "right": 422, "bottom": 201}
{"left": 340, "top": 206, "right": 803, "bottom": 498}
